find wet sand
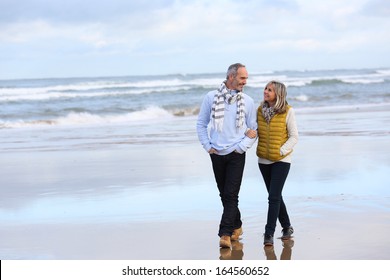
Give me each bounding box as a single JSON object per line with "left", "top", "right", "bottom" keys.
{"left": 0, "top": 131, "right": 389, "bottom": 260}
{"left": 0, "top": 199, "right": 388, "bottom": 260}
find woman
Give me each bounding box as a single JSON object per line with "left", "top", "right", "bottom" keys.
{"left": 247, "top": 80, "right": 298, "bottom": 246}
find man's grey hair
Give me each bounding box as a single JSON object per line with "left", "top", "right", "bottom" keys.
{"left": 226, "top": 63, "right": 246, "bottom": 79}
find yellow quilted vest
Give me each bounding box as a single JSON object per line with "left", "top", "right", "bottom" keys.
{"left": 256, "top": 105, "right": 291, "bottom": 161}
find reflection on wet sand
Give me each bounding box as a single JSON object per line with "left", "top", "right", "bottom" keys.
{"left": 219, "top": 241, "right": 244, "bottom": 260}
{"left": 219, "top": 238, "right": 294, "bottom": 260}
{"left": 264, "top": 239, "right": 294, "bottom": 260}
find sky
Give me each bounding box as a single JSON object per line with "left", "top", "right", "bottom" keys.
{"left": 0, "top": 0, "right": 389, "bottom": 79}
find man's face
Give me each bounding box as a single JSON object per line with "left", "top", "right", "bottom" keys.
{"left": 228, "top": 67, "right": 248, "bottom": 91}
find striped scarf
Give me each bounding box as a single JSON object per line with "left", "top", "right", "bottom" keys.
{"left": 211, "top": 81, "right": 245, "bottom": 132}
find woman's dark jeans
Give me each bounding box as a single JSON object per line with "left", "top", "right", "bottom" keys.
{"left": 259, "top": 162, "right": 291, "bottom": 236}
{"left": 210, "top": 152, "right": 245, "bottom": 237}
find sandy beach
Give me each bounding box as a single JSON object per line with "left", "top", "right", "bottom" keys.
{"left": 1, "top": 105, "right": 389, "bottom": 260}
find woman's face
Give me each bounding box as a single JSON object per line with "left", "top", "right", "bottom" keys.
{"left": 264, "top": 83, "right": 276, "bottom": 105}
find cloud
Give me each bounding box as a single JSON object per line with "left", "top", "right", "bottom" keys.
{"left": 0, "top": 0, "right": 389, "bottom": 78}
{"left": 363, "top": 0, "right": 390, "bottom": 17}
{"left": 0, "top": 0, "right": 174, "bottom": 23}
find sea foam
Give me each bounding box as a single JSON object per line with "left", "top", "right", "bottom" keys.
{"left": 0, "top": 106, "right": 173, "bottom": 129}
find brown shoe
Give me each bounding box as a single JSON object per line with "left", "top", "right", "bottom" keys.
{"left": 264, "top": 245, "right": 277, "bottom": 260}
{"left": 231, "top": 227, "right": 243, "bottom": 241}
{"left": 219, "top": 235, "right": 231, "bottom": 248}
{"left": 219, "top": 248, "right": 232, "bottom": 260}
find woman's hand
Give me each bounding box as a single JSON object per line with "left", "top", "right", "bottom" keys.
{"left": 245, "top": 129, "right": 257, "bottom": 139}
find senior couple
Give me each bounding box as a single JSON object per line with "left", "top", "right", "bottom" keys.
{"left": 196, "top": 63, "right": 298, "bottom": 248}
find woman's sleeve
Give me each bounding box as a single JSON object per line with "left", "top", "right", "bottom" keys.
{"left": 280, "top": 108, "right": 299, "bottom": 156}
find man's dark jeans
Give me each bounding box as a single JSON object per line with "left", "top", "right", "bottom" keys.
{"left": 210, "top": 151, "right": 245, "bottom": 237}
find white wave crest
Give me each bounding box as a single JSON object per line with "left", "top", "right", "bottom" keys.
{"left": 0, "top": 86, "right": 194, "bottom": 102}
{"left": 342, "top": 78, "right": 384, "bottom": 84}
{"left": 0, "top": 74, "right": 228, "bottom": 103}
{"left": 0, "top": 106, "right": 173, "bottom": 129}
{"left": 293, "top": 95, "right": 309, "bottom": 102}
{"left": 376, "top": 69, "right": 390, "bottom": 75}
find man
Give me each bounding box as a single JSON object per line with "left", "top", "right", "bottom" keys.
{"left": 196, "top": 63, "right": 257, "bottom": 248}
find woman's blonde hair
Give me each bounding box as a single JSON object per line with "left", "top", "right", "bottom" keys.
{"left": 263, "top": 80, "right": 288, "bottom": 113}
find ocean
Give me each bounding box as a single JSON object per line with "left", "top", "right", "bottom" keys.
{"left": 1, "top": 68, "right": 390, "bottom": 151}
